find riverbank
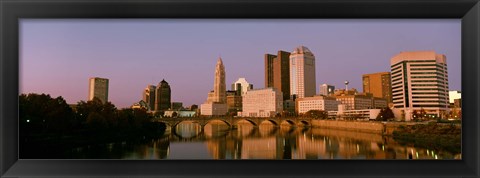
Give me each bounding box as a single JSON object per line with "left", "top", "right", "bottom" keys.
{"left": 20, "top": 122, "right": 167, "bottom": 159}
{"left": 392, "top": 123, "right": 461, "bottom": 153}
{"left": 311, "top": 120, "right": 385, "bottom": 134}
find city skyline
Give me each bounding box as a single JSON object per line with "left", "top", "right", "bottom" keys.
{"left": 20, "top": 19, "right": 461, "bottom": 108}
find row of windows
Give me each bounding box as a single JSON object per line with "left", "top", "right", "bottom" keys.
{"left": 392, "top": 85, "right": 403, "bottom": 90}
{"left": 391, "top": 65, "right": 402, "bottom": 72}
{"left": 390, "top": 60, "right": 436, "bottom": 68}
{"left": 412, "top": 92, "right": 448, "bottom": 96}
{"left": 412, "top": 105, "right": 448, "bottom": 108}
{"left": 411, "top": 88, "right": 442, "bottom": 91}
{"left": 412, "top": 100, "right": 443, "bottom": 103}
{"left": 412, "top": 96, "right": 446, "bottom": 99}
{"left": 392, "top": 73, "right": 402, "bottom": 79}
{"left": 411, "top": 80, "right": 444, "bottom": 83}
{"left": 392, "top": 81, "right": 402, "bottom": 86}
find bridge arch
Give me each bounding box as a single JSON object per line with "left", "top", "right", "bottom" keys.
{"left": 204, "top": 119, "right": 232, "bottom": 127}
{"left": 260, "top": 119, "right": 278, "bottom": 126}
{"left": 281, "top": 119, "right": 296, "bottom": 126}
{"left": 234, "top": 118, "right": 258, "bottom": 126}
{"left": 298, "top": 120, "right": 310, "bottom": 126}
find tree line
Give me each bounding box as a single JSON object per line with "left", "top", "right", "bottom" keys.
{"left": 19, "top": 93, "right": 165, "bottom": 158}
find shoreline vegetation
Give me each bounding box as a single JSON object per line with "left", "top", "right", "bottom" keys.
{"left": 392, "top": 123, "right": 461, "bottom": 154}
{"left": 19, "top": 93, "right": 166, "bottom": 159}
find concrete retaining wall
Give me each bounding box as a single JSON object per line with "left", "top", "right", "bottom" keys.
{"left": 311, "top": 120, "right": 385, "bottom": 134}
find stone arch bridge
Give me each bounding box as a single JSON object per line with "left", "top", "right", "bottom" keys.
{"left": 152, "top": 117, "right": 314, "bottom": 129}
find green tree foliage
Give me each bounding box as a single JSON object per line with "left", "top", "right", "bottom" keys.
{"left": 304, "top": 110, "right": 328, "bottom": 119}
{"left": 376, "top": 107, "right": 395, "bottom": 121}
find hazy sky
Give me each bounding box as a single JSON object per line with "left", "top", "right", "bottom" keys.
{"left": 20, "top": 19, "right": 461, "bottom": 108}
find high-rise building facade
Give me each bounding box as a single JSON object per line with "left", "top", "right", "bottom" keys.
{"left": 319, "top": 84, "right": 335, "bottom": 96}
{"left": 88, "top": 77, "right": 109, "bottom": 103}
{"left": 231, "top": 78, "right": 253, "bottom": 96}
{"left": 390, "top": 51, "right": 449, "bottom": 121}
{"left": 201, "top": 58, "right": 228, "bottom": 116}
{"left": 210, "top": 57, "right": 226, "bottom": 103}
{"left": 289, "top": 46, "right": 316, "bottom": 99}
{"left": 362, "top": 72, "right": 392, "bottom": 103}
{"left": 143, "top": 85, "right": 156, "bottom": 111}
{"left": 155, "top": 79, "right": 171, "bottom": 111}
{"left": 241, "top": 88, "right": 283, "bottom": 117}
{"left": 265, "top": 50, "right": 291, "bottom": 100}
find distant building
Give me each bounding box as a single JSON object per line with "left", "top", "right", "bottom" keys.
{"left": 164, "top": 110, "right": 196, "bottom": 117}
{"left": 201, "top": 58, "right": 228, "bottom": 116}
{"left": 328, "top": 105, "right": 382, "bottom": 120}
{"left": 334, "top": 91, "right": 387, "bottom": 110}
{"left": 201, "top": 102, "right": 228, "bottom": 116}
{"left": 171, "top": 102, "right": 183, "bottom": 110}
{"left": 449, "top": 90, "right": 461, "bottom": 104}
{"left": 241, "top": 88, "right": 283, "bottom": 117}
{"left": 143, "top": 85, "right": 156, "bottom": 111}
{"left": 362, "top": 72, "right": 392, "bottom": 103}
{"left": 290, "top": 46, "right": 316, "bottom": 99}
{"left": 231, "top": 78, "right": 253, "bottom": 96}
{"left": 265, "top": 50, "right": 291, "bottom": 100}
{"left": 390, "top": 51, "right": 449, "bottom": 121}
{"left": 296, "top": 95, "right": 340, "bottom": 114}
{"left": 226, "top": 91, "right": 242, "bottom": 114}
{"left": 155, "top": 79, "right": 171, "bottom": 111}
{"left": 88, "top": 77, "right": 109, "bottom": 103}
{"left": 319, "top": 84, "right": 335, "bottom": 96}
{"left": 131, "top": 100, "right": 149, "bottom": 110}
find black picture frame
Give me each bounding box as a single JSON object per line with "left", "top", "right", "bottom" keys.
{"left": 1, "top": 0, "right": 479, "bottom": 177}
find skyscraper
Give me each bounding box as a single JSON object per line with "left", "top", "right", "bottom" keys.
{"left": 143, "top": 85, "right": 156, "bottom": 111}
{"left": 201, "top": 57, "right": 228, "bottom": 116}
{"left": 362, "top": 72, "right": 392, "bottom": 104}
{"left": 264, "top": 50, "right": 291, "bottom": 100}
{"left": 155, "top": 79, "right": 171, "bottom": 111}
{"left": 212, "top": 57, "right": 226, "bottom": 103}
{"left": 390, "top": 51, "right": 449, "bottom": 121}
{"left": 88, "top": 77, "right": 109, "bottom": 103}
{"left": 289, "top": 46, "right": 316, "bottom": 99}
{"left": 319, "top": 84, "right": 335, "bottom": 96}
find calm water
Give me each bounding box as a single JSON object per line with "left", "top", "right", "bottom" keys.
{"left": 65, "top": 121, "right": 461, "bottom": 159}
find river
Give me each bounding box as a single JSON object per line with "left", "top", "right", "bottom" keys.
{"left": 65, "top": 121, "right": 461, "bottom": 159}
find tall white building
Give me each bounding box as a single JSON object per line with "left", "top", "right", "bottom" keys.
{"left": 241, "top": 88, "right": 283, "bottom": 117}
{"left": 390, "top": 51, "right": 449, "bottom": 121}
{"left": 289, "top": 46, "right": 316, "bottom": 99}
{"left": 296, "top": 95, "right": 340, "bottom": 114}
{"left": 231, "top": 78, "right": 253, "bottom": 96}
{"left": 88, "top": 77, "right": 109, "bottom": 103}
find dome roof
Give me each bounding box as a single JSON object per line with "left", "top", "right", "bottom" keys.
{"left": 292, "top": 46, "right": 313, "bottom": 54}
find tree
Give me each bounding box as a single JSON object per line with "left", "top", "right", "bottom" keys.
{"left": 86, "top": 112, "right": 108, "bottom": 131}
{"left": 376, "top": 107, "right": 395, "bottom": 121}
{"left": 304, "top": 110, "right": 328, "bottom": 119}
{"left": 172, "top": 111, "right": 178, "bottom": 118}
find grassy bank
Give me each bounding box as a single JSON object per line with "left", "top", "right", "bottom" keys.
{"left": 392, "top": 123, "right": 461, "bottom": 154}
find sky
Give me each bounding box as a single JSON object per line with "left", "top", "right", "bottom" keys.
{"left": 20, "top": 19, "right": 461, "bottom": 108}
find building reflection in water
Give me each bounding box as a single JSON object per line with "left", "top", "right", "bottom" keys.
{"left": 69, "top": 121, "right": 460, "bottom": 159}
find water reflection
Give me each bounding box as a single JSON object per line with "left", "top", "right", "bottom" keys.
{"left": 67, "top": 122, "right": 461, "bottom": 159}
